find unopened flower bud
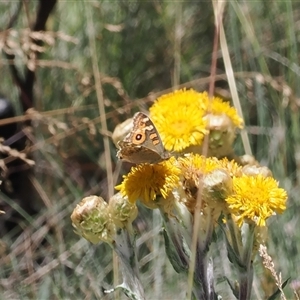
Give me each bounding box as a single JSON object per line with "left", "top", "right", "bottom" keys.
{"left": 204, "top": 114, "right": 236, "bottom": 158}
{"left": 108, "top": 192, "right": 138, "bottom": 230}
{"left": 71, "top": 195, "right": 116, "bottom": 244}
{"left": 242, "top": 165, "right": 272, "bottom": 177}
{"left": 238, "top": 154, "right": 260, "bottom": 166}
{"left": 202, "top": 169, "right": 233, "bottom": 216}
{"left": 112, "top": 118, "right": 133, "bottom": 147}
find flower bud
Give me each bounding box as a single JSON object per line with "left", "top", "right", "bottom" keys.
{"left": 203, "top": 169, "right": 233, "bottom": 203}
{"left": 204, "top": 114, "right": 236, "bottom": 158}
{"left": 112, "top": 117, "right": 133, "bottom": 147}
{"left": 238, "top": 154, "right": 260, "bottom": 166}
{"left": 71, "top": 195, "right": 116, "bottom": 244}
{"left": 242, "top": 165, "right": 272, "bottom": 177}
{"left": 108, "top": 192, "right": 138, "bottom": 230}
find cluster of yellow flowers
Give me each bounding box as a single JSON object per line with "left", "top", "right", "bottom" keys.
{"left": 115, "top": 89, "right": 287, "bottom": 229}
{"left": 71, "top": 88, "right": 288, "bottom": 247}
{"left": 116, "top": 153, "right": 287, "bottom": 229}
{"left": 70, "top": 88, "right": 288, "bottom": 300}
{"left": 69, "top": 88, "right": 289, "bottom": 300}
{"left": 150, "top": 89, "right": 243, "bottom": 156}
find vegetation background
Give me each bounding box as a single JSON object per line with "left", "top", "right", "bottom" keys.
{"left": 0, "top": 1, "right": 299, "bottom": 299}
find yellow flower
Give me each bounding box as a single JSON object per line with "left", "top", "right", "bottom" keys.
{"left": 149, "top": 89, "right": 243, "bottom": 153}
{"left": 218, "top": 157, "right": 243, "bottom": 177}
{"left": 225, "top": 175, "right": 287, "bottom": 227}
{"left": 178, "top": 153, "right": 220, "bottom": 181}
{"left": 115, "top": 157, "right": 180, "bottom": 208}
{"left": 206, "top": 92, "right": 244, "bottom": 129}
{"left": 149, "top": 89, "right": 207, "bottom": 152}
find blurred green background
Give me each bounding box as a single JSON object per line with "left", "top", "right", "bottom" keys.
{"left": 0, "top": 1, "right": 299, "bottom": 299}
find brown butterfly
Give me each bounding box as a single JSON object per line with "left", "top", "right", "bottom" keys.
{"left": 117, "top": 112, "right": 170, "bottom": 164}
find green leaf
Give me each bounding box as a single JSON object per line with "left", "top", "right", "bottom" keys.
{"left": 267, "top": 278, "right": 290, "bottom": 300}
{"left": 104, "top": 283, "right": 144, "bottom": 300}
{"left": 221, "top": 227, "right": 246, "bottom": 271}
{"left": 223, "top": 276, "right": 239, "bottom": 299}
{"left": 162, "top": 228, "right": 188, "bottom": 273}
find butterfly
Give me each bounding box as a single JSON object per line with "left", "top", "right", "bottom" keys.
{"left": 117, "top": 112, "right": 170, "bottom": 164}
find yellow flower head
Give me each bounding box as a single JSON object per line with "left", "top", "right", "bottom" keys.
{"left": 178, "top": 153, "right": 220, "bottom": 181}
{"left": 218, "top": 157, "right": 243, "bottom": 177}
{"left": 115, "top": 157, "right": 180, "bottom": 209}
{"left": 206, "top": 93, "right": 244, "bottom": 129}
{"left": 149, "top": 89, "right": 208, "bottom": 152}
{"left": 225, "top": 175, "right": 288, "bottom": 227}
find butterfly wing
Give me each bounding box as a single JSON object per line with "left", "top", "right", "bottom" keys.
{"left": 117, "top": 112, "right": 170, "bottom": 164}
{"left": 117, "top": 141, "right": 165, "bottom": 164}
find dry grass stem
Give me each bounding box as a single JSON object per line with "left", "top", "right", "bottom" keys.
{"left": 259, "top": 244, "right": 287, "bottom": 300}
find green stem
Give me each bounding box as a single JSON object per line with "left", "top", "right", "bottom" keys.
{"left": 194, "top": 214, "right": 217, "bottom": 300}
{"left": 161, "top": 211, "right": 216, "bottom": 299}
{"left": 193, "top": 248, "right": 210, "bottom": 300}
{"left": 238, "top": 265, "right": 254, "bottom": 300}
{"left": 238, "top": 223, "right": 255, "bottom": 300}
{"left": 113, "top": 229, "right": 145, "bottom": 300}
{"left": 160, "top": 211, "right": 190, "bottom": 272}
{"left": 226, "top": 214, "right": 242, "bottom": 257}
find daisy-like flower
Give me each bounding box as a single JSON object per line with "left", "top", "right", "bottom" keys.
{"left": 225, "top": 174, "right": 288, "bottom": 227}
{"left": 218, "top": 157, "right": 243, "bottom": 177}
{"left": 205, "top": 92, "right": 244, "bottom": 129}
{"left": 115, "top": 157, "right": 180, "bottom": 209}
{"left": 178, "top": 153, "right": 220, "bottom": 182}
{"left": 149, "top": 89, "right": 208, "bottom": 152}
